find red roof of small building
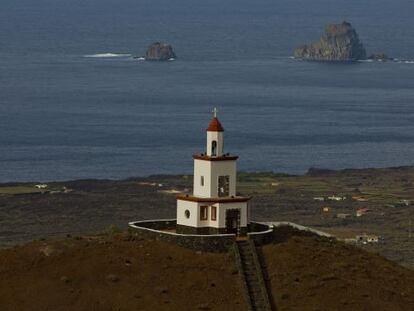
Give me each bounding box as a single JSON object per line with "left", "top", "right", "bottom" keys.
{"left": 206, "top": 117, "right": 224, "bottom": 132}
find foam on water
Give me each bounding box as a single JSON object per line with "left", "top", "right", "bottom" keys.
{"left": 389, "top": 59, "right": 414, "bottom": 64}
{"left": 83, "top": 53, "right": 132, "bottom": 58}
{"left": 358, "top": 59, "right": 414, "bottom": 64}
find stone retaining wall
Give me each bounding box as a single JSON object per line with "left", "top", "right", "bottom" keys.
{"left": 132, "top": 219, "right": 177, "bottom": 231}
{"left": 129, "top": 219, "right": 236, "bottom": 253}
{"left": 128, "top": 220, "right": 332, "bottom": 252}
{"left": 267, "top": 221, "right": 333, "bottom": 238}
{"left": 128, "top": 219, "right": 274, "bottom": 253}
{"left": 248, "top": 222, "right": 275, "bottom": 246}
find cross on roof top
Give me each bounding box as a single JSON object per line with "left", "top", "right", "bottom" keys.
{"left": 212, "top": 107, "right": 218, "bottom": 118}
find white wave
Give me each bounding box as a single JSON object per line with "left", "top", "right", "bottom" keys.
{"left": 84, "top": 53, "right": 132, "bottom": 58}
{"left": 135, "top": 57, "right": 145, "bottom": 61}
{"left": 391, "top": 59, "right": 414, "bottom": 64}
{"left": 168, "top": 58, "right": 175, "bottom": 61}
{"left": 358, "top": 59, "right": 374, "bottom": 63}
{"left": 359, "top": 58, "right": 414, "bottom": 64}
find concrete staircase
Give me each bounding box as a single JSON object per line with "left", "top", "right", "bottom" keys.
{"left": 235, "top": 240, "right": 272, "bottom": 311}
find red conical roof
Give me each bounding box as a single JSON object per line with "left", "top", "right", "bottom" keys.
{"left": 206, "top": 117, "right": 224, "bottom": 132}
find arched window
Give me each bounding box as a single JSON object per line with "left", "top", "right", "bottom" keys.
{"left": 211, "top": 140, "right": 217, "bottom": 156}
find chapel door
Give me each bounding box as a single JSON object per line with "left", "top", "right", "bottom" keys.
{"left": 225, "top": 209, "right": 240, "bottom": 235}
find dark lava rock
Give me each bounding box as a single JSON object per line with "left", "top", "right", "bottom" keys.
{"left": 307, "top": 167, "right": 336, "bottom": 176}
{"left": 197, "top": 303, "right": 210, "bottom": 310}
{"left": 60, "top": 276, "right": 70, "bottom": 284}
{"left": 145, "top": 42, "right": 176, "bottom": 61}
{"left": 106, "top": 274, "right": 120, "bottom": 282}
{"left": 294, "top": 21, "right": 366, "bottom": 62}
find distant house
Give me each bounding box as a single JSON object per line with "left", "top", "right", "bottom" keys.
{"left": 352, "top": 196, "right": 368, "bottom": 202}
{"left": 137, "top": 182, "right": 163, "bottom": 187}
{"left": 328, "top": 195, "right": 346, "bottom": 201}
{"left": 35, "top": 184, "right": 48, "bottom": 189}
{"left": 159, "top": 189, "right": 181, "bottom": 194}
{"left": 313, "top": 197, "right": 325, "bottom": 201}
{"left": 356, "top": 208, "right": 370, "bottom": 217}
{"left": 356, "top": 234, "right": 380, "bottom": 244}
{"left": 322, "top": 207, "right": 330, "bottom": 213}
{"left": 400, "top": 199, "right": 410, "bottom": 206}
{"left": 392, "top": 200, "right": 410, "bottom": 208}
{"left": 62, "top": 187, "right": 73, "bottom": 193}
{"left": 138, "top": 182, "right": 157, "bottom": 186}
{"left": 336, "top": 213, "right": 351, "bottom": 219}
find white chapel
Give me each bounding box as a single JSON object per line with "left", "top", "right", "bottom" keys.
{"left": 176, "top": 109, "right": 250, "bottom": 235}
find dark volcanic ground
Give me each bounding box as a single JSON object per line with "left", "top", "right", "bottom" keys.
{"left": 0, "top": 177, "right": 177, "bottom": 247}
{"left": 0, "top": 228, "right": 413, "bottom": 311}
{"left": 1, "top": 167, "right": 413, "bottom": 268}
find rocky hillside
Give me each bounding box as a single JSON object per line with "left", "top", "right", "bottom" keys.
{"left": 263, "top": 226, "right": 414, "bottom": 311}
{"left": 294, "top": 21, "right": 366, "bottom": 61}
{"left": 0, "top": 229, "right": 413, "bottom": 310}
{"left": 0, "top": 234, "right": 245, "bottom": 311}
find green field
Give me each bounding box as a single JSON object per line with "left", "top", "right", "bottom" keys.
{"left": 0, "top": 186, "right": 44, "bottom": 195}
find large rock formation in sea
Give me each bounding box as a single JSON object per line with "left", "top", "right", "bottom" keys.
{"left": 145, "top": 42, "right": 176, "bottom": 61}
{"left": 294, "top": 21, "right": 367, "bottom": 61}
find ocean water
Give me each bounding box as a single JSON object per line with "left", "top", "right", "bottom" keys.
{"left": 1, "top": 0, "right": 414, "bottom": 182}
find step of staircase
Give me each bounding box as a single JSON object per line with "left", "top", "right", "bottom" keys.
{"left": 235, "top": 240, "right": 272, "bottom": 311}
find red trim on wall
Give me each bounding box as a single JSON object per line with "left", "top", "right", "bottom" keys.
{"left": 177, "top": 195, "right": 251, "bottom": 203}
{"left": 193, "top": 154, "right": 239, "bottom": 161}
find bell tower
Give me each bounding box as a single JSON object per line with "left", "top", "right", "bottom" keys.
{"left": 206, "top": 108, "right": 224, "bottom": 157}
{"left": 176, "top": 108, "right": 250, "bottom": 235}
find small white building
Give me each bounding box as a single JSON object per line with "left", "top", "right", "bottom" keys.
{"left": 35, "top": 184, "right": 48, "bottom": 189}
{"left": 176, "top": 110, "right": 250, "bottom": 235}
{"left": 328, "top": 195, "right": 346, "bottom": 201}
{"left": 356, "top": 234, "right": 380, "bottom": 244}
